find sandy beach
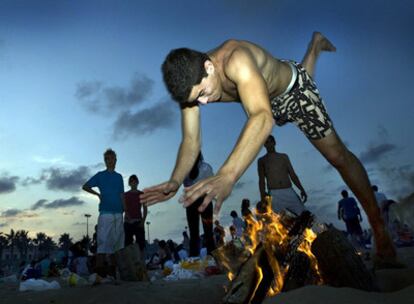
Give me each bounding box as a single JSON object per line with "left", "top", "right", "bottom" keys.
{"left": 1, "top": 247, "right": 413, "bottom": 304}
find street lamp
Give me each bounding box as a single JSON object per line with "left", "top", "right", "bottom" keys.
{"left": 84, "top": 214, "right": 91, "bottom": 254}
{"left": 146, "top": 221, "right": 150, "bottom": 244}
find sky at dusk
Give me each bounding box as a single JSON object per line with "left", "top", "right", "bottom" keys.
{"left": 0, "top": 0, "right": 413, "bottom": 243}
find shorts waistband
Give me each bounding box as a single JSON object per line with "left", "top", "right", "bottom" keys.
{"left": 277, "top": 61, "right": 298, "bottom": 98}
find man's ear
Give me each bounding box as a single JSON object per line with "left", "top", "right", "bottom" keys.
{"left": 204, "top": 60, "right": 214, "bottom": 75}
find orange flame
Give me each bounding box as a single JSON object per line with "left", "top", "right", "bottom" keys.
{"left": 229, "top": 195, "right": 323, "bottom": 297}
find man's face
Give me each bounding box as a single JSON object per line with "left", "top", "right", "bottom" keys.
{"left": 129, "top": 179, "right": 138, "bottom": 187}
{"left": 104, "top": 154, "right": 116, "bottom": 170}
{"left": 188, "top": 61, "right": 222, "bottom": 105}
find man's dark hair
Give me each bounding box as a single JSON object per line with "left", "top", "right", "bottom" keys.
{"left": 230, "top": 210, "right": 238, "bottom": 218}
{"left": 341, "top": 190, "right": 348, "bottom": 198}
{"left": 129, "top": 174, "right": 139, "bottom": 184}
{"left": 162, "top": 48, "right": 210, "bottom": 103}
{"left": 372, "top": 185, "right": 378, "bottom": 192}
{"left": 104, "top": 148, "right": 116, "bottom": 158}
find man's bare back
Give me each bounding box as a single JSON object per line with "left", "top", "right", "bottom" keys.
{"left": 258, "top": 152, "right": 292, "bottom": 189}
{"left": 207, "top": 39, "right": 294, "bottom": 102}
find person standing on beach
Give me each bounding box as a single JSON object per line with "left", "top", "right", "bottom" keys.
{"left": 141, "top": 32, "right": 396, "bottom": 264}
{"left": 183, "top": 152, "right": 216, "bottom": 256}
{"left": 122, "top": 174, "right": 147, "bottom": 251}
{"left": 338, "top": 190, "right": 363, "bottom": 244}
{"left": 230, "top": 210, "right": 245, "bottom": 238}
{"left": 82, "top": 149, "right": 124, "bottom": 277}
{"left": 258, "top": 135, "right": 307, "bottom": 215}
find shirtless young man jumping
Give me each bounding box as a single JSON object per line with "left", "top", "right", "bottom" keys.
{"left": 141, "top": 32, "right": 396, "bottom": 263}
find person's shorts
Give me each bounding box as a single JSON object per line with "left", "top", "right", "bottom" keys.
{"left": 97, "top": 213, "right": 124, "bottom": 254}
{"left": 271, "top": 61, "right": 333, "bottom": 140}
{"left": 270, "top": 187, "right": 305, "bottom": 216}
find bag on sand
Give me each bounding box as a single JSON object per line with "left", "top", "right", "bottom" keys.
{"left": 115, "top": 243, "right": 148, "bottom": 281}
{"left": 19, "top": 279, "right": 60, "bottom": 292}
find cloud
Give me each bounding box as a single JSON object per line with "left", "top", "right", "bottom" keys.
{"left": 378, "top": 164, "right": 414, "bottom": 197}
{"left": 1, "top": 208, "right": 24, "bottom": 217}
{"left": 359, "top": 143, "right": 396, "bottom": 164}
{"left": 30, "top": 196, "right": 86, "bottom": 210}
{"left": 113, "top": 100, "right": 178, "bottom": 139}
{"left": 42, "top": 166, "right": 91, "bottom": 192}
{"left": 76, "top": 74, "right": 154, "bottom": 113}
{"left": 22, "top": 165, "right": 93, "bottom": 192}
{"left": 31, "top": 199, "right": 48, "bottom": 210}
{"left": 21, "top": 176, "right": 44, "bottom": 187}
{"left": 0, "top": 174, "right": 19, "bottom": 194}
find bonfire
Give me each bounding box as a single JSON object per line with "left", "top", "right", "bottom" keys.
{"left": 213, "top": 196, "right": 375, "bottom": 304}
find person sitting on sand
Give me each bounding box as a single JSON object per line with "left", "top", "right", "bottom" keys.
{"left": 213, "top": 220, "right": 226, "bottom": 247}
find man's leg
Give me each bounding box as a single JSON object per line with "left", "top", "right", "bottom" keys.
{"left": 124, "top": 222, "right": 133, "bottom": 247}
{"left": 301, "top": 32, "right": 336, "bottom": 78}
{"left": 186, "top": 198, "right": 201, "bottom": 257}
{"left": 201, "top": 202, "right": 216, "bottom": 255}
{"left": 95, "top": 253, "right": 107, "bottom": 277}
{"left": 310, "top": 130, "right": 396, "bottom": 259}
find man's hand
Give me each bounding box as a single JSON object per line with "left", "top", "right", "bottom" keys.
{"left": 140, "top": 180, "right": 179, "bottom": 206}
{"left": 300, "top": 190, "right": 307, "bottom": 203}
{"left": 181, "top": 173, "right": 234, "bottom": 214}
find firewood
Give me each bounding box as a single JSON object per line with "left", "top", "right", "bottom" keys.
{"left": 311, "top": 227, "right": 377, "bottom": 291}
{"left": 223, "top": 244, "right": 272, "bottom": 304}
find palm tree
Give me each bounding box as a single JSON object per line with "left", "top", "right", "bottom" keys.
{"left": 15, "top": 230, "right": 31, "bottom": 262}
{"left": 0, "top": 233, "right": 8, "bottom": 267}
{"left": 5, "top": 229, "right": 17, "bottom": 263}
{"left": 80, "top": 235, "right": 90, "bottom": 253}
{"left": 58, "top": 233, "right": 73, "bottom": 256}
{"left": 33, "top": 232, "right": 47, "bottom": 259}
{"left": 42, "top": 236, "right": 57, "bottom": 255}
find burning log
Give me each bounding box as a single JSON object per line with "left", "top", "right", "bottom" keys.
{"left": 222, "top": 244, "right": 275, "bottom": 304}
{"left": 282, "top": 251, "right": 318, "bottom": 291}
{"left": 221, "top": 210, "right": 320, "bottom": 304}
{"left": 311, "top": 227, "right": 377, "bottom": 291}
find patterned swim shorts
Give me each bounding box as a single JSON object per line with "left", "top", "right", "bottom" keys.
{"left": 271, "top": 61, "right": 333, "bottom": 140}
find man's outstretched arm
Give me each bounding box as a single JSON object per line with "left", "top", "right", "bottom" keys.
{"left": 286, "top": 155, "right": 307, "bottom": 202}
{"left": 183, "top": 48, "right": 274, "bottom": 213}
{"left": 141, "top": 104, "right": 201, "bottom": 206}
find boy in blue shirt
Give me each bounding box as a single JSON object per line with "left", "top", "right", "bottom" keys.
{"left": 83, "top": 149, "right": 124, "bottom": 277}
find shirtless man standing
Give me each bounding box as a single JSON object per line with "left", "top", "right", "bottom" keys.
{"left": 141, "top": 32, "right": 396, "bottom": 263}
{"left": 258, "top": 135, "right": 307, "bottom": 215}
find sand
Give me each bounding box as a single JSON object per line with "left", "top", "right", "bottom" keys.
{"left": 1, "top": 247, "right": 414, "bottom": 304}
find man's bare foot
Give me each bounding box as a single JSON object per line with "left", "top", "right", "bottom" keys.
{"left": 372, "top": 229, "right": 405, "bottom": 269}
{"left": 311, "top": 31, "right": 336, "bottom": 52}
